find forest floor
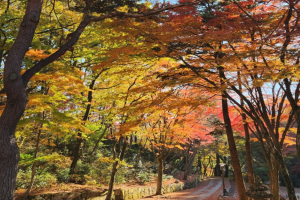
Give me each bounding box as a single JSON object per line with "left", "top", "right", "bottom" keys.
{"left": 14, "top": 171, "right": 197, "bottom": 199}
{"left": 15, "top": 172, "right": 300, "bottom": 200}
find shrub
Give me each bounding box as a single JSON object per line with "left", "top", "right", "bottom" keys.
{"left": 56, "top": 168, "right": 70, "bottom": 183}
{"left": 16, "top": 167, "right": 57, "bottom": 189}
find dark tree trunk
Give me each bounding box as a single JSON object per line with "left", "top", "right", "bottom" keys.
{"left": 223, "top": 156, "right": 228, "bottom": 177}
{"left": 156, "top": 157, "right": 164, "bottom": 195}
{"left": 0, "top": 1, "right": 43, "bottom": 198}
{"left": 214, "top": 153, "right": 221, "bottom": 176}
{"left": 219, "top": 67, "right": 246, "bottom": 200}
{"left": 69, "top": 135, "right": 83, "bottom": 175}
{"left": 0, "top": 108, "right": 22, "bottom": 200}
{"left": 198, "top": 155, "right": 202, "bottom": 174}
{"left": 183, "top": 145, "right": 197, "bottom": 180}
{"left": 69, "top": 72, "right": 102, "bottom": 174}
{"left": 242, "top": 113, "right": 254, "bottom": 185}
{"left": 273, "top": 149, "right": 296, "bottom": 200}
{"left": 106, "top": 136, "right": 128, "bottom": 200}
{"left": 105, "top": 161, "right": 118, "bottom": 200}
{"left": 269, "top": 156, "right": 280, "bottom": 200}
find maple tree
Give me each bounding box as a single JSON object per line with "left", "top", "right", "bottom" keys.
{"left": 178, "top": 105, "right": 217, "bottom": 179}
{"left": 135, "top": 80, "right": 213, "bottom": 194}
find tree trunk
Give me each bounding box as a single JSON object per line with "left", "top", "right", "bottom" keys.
{"left": 198, "top": 155, "right": 202, "bottom": 174}
{"left": 0, "top": 1, "right": 43, "bottom": 198}
{"left": 203, "top": 165, "right": 207, "bottom": 176}
{"left": 242, "top": 113, "right": 254, "bottom": 185}
{"left": 273, "top": 149, "right": 296, "bottom": 200}
{"left": 222, "top": 98, "right": 246, "bottom": 199}
{"left": 0, "top": 108, "right": 22, "bottom": 200}
{"left": 25, "top": 111, "right": 44, "bottom": 196}
{"left": 183, "top": 152, "right": 189, "bottom": 180}
{"left": 70, "top": 72, "right": 103, "bottom": 174}
{"left": 184, "top": 148, "right": 196, "bottom": 180}
{"left": 219, "top": 67, "right": 246, "bottom": 200}
{"left": 106, "top": 136, "right": 128, "bottom": 200}
{"left": 105, "top": 161, "right": 118, "bottom": 200}
{"left": 297, "top": 122, "right": 300, "bottom": 162}
{"left": 269, "top": 156, "right": 280, "bottom": 200}
{"left": 90, "top": 126, "right": 108, "bottom": 157}
{"left": 156, "top": 157, "right": 164, "bottom": 195}
{"left": 69, "top": 134, "right": 83, "bottom": 175}
{"left": 214, "top": 153, "right": 221, "bottom": 176}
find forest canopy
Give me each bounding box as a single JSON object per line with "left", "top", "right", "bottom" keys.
{"left": 0, "top": 0, "right": 299, "bottom": 200}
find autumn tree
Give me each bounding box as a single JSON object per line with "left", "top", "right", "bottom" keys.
{"left": 179, "top": 106, "right": 215, "bottom": 180}
{"left": 141, "top": 107, "right": 185, "bottom": 195}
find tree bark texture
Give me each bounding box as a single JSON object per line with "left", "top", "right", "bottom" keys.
{"left": 221, "top": 95, "right": 246, "bottom": 200}
{"left": 269, "top": 156, "right": 280, "bottom": 200}
{"left": 214, "top": 153, "right": 221, "bottom": 176}
{"left": 69, "top": 135, "right": 83, "bottom": 175}
{"left": 183, "top": 146, "right": 197, "bottom": 180}
{"left": 273, "top": 149, "right": 296, "bottom": 200}
{"left": 156, "top": 157, "right": 163, "bottom": 195}
{"left": 105, "top": 162, "right": 118, "bottom": 200}
{"left": 242, "top": 113, "right": 254, "bottom": 185}
{"left": 219, "top": 67, "right": 246, "bottom": 200}
{"left": 0, "top": 1, "right": 43, "bottom": 199}
{"left": 106, "top": 137, "right": 128, "bottom": 200}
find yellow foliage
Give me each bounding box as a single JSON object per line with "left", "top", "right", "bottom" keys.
{"left": 25, "top": 49, "right": 49, "bottom": 61}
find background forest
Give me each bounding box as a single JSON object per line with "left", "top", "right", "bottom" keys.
{"left": 0, "top": 0, "right": 300, "bottom": 200}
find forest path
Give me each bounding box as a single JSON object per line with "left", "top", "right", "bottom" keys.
{"left": 138, "top": 176, "right": 238, "bottom": 200}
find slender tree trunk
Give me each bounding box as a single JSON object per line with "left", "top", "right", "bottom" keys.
{"left": 106, "top": 137, "right": 128, "bottom": 200}
{"left": 156, "top": 157, "right": 164, "bottom": 195}
{"left": 219, "top": 67, "right": 246, "bottom": 200}
{"left": 238, "top": 71, "right": 254, "bottom": 186}
{"left": 69, "top": 134, "right": 83, "bottom": 175}
{"left": 273, "top": 149, "right": 296, "bottom": 200}
{"left": 184, "top": 149, "right": 190, "bottom": 180}
{"left": 90, "top": 126, "right": 108, "bottom": 157}
{"left": 242, "top": 113, "right": 254, "bottom": 185}
{"left": 25, "top": 111, "right": 44, "bottom": 196}
{"left": 70, "top": 72, "right": 103, "bottom": 174}
{"left": 105, "top": 161, "right": 118, "bottom": 200}
{"left": 269, "top": 156, "right": 280, "bottom": 200}
{"left": 183, "top": 152, "right": 196, "bottom": 180}
{"left": 198, "top": 155, "right": 202, "bottom": 174}
{"left": 221, "top": 97, "right": 246, "bottom": 199}
{"left": 203, "top": 165, "right": 207, "bottom": 176}
{"left": 214, "top": 153, "right": 221, "bottom": 176}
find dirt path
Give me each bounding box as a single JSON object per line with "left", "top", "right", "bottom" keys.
{"left": 138, "top": 176, "right": 237, "bottom": 200}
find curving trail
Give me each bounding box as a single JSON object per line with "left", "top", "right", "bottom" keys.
{"left": 138, "top": 176, "right": 237, "bottom": 200}
{"left": 181, "top": 177, "right": 223, "bottom": 200}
